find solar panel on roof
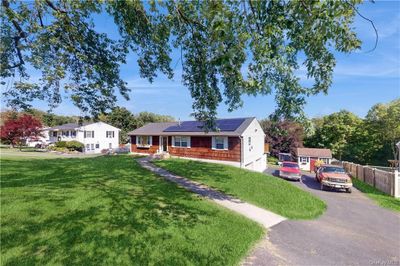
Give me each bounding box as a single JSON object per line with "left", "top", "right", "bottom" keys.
{"left": 163, "top": 118, "right": 245, "bottom": 132}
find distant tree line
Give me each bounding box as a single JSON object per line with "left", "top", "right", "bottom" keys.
{"left": 261, "top": 99, "right": 400, "bottom": 166}
{"left": 0, "top": 107, "right": 175, "bottom": 144}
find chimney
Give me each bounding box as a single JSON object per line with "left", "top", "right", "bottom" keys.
{"left": 178, "top": 118, "right": 181, "bottom": 127}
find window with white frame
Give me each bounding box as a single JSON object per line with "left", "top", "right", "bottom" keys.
{"left": 173, "top": 136, "right": 190, "bottom": 148}
{"left": 136, "top": 136, "right": 152, "bottom": 147}
{"left": 300, "top": 157, "right": 309, "bottom": 163}
{"left": 320, "top": 158, "right": 330, "bottom": 164}
{"left": 52, "top": 131, "right": 57, "bottom": 137}
{"left": 86, "top": 144, "right": 90, "bottom": 151}
{"left": 212, "top": 136, "right": 228, "bottom": 150}
{"left": 106, "top": 131, "right": 115, "bottom": 138}
{"left": 248, "top": 137, "right": 251, "bottom": 146}
{"left": 71, "top": 131, "right": 76, "bottom": 138}
{"left": 91, "top": 144, "right": 94, "bottom": 150}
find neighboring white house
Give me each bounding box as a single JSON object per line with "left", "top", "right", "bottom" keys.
{"left": 27, "top": 127, "right": 50, "bottom": 147}
{"left": 295, "top": 148, "right": 333, "bottom": 172}
{"left": 42, "top": 122, "right": 120, "bottom": 153}
{"left": 128, "top": 117, "right": 268, "bottom": 172}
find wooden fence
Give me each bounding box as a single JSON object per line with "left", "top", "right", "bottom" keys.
{"left": 342, "top": 161, "right": 399, "bottom": 198}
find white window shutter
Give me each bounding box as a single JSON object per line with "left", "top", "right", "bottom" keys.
{"left": 149, "top": 136, "right": 152, "bottom": 146}
{"left": 187, "top": 136, "right": 191, "bottom": 148}
{"left": 172, "top": 136, "right": 175, "bottom": 147}
{"left": 211, "top": 137, "right": 216, "bottom": 150}
{"left": 224, "top": 137, "right": 228, "bottom": 150}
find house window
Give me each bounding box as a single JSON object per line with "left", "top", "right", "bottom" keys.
{"left": 109, "top": 143, "right": 112, "bottom": 149}
{"left": 86, "top": 144, "right": 90, "bottom": 151}
{"left": 96, "top": 143, "right": 99, "bottom": 149}
{"left": 248, "top": 137, "right": 251, "bottom": 146}
{"left": 71, "top": 131, "right": 76, "bottom": 138}
{"left": 212, "top": 136, "right": 228, "bottom": 150}
{"left": 106, "top": 131, "right": 115, "bottom": 138}
{"left": 300, "top": 157, "right": 309, "bottom": 163}
{"left": 52, "top": 131, "right": 57, "bottom": 137}
{"left": 85, "top": 131, "right": 94, "bottom": 138}
{"left": 320, "top": 158, "right": 330, "bottom": 164}
{"left": 137, "top": 136, "right": 152, "bottom": 147}
{"left": 173, "top": 136, "right": 190, "bottom": 148}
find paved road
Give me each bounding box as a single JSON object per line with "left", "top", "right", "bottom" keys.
{"left": 243, "top": 166, "right": 400, "bottom": 266}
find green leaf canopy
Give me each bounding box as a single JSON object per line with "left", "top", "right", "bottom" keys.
{"left": 1, "top": 0, "right": 363, "bottom": 126}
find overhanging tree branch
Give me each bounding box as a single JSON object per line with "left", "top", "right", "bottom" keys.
{"left": 347, "top": 1, "right": 378, "bottom": 53}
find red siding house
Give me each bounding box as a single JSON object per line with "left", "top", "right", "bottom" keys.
{"left": 128, "top": 117, "right": 267, "bottom": 172}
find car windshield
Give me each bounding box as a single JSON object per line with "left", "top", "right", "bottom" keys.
{"left": 282, "top": 163, "right": 299, "bottom": 168}
{"left": 322, "top": 167, "right": 346, "bottom": 173}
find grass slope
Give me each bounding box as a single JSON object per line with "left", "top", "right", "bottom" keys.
{"left": 352, "top": 178, "right": 400, "bottom": 212}
{"left": 154, "top": 159, "right": 326, "bottom": 219}
{"left": 1, "top": 156, "right": 263, "bottom": 265}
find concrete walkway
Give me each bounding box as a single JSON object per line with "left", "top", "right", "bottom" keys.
{"left": 137, "top": 157, "right": 286, "bottom": 229}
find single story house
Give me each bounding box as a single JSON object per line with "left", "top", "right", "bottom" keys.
{"left": 44, "top": 122, "right": 120, "bottom": 153}
{"left": 128, "top": 117, "right": 267, "bottom": 172}
{"left": 295, "top": 147, "right": 333, "bottom": 171}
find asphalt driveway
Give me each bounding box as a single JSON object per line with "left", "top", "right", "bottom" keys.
{"left": 243, "top": 166, "right": 400, "bottom": 266}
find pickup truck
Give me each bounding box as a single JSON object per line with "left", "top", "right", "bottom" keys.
{"left": 316, "top": 165, "right": 352, "bottom": 193}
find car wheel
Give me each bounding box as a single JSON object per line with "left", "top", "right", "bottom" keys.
{"left": 320, "top": 183, "right": 325, "bottom": 191}
{"left": 346, "top": 188, "right": 352, "bottom": 193}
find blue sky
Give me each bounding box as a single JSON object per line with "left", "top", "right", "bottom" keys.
{"left": 2, "top": 1, "right": 399, "bottom": 120}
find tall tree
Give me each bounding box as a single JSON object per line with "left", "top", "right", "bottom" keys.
{"left": 261, "top": 119, "right": 304, "bottom": 157}
{"left": 304, "top": 110, "right": 362, "bottom": 161}
{"left": 99, "top": 108, "right": 175, "bottom": 143}
{"left": 1, "top": 0, "right": 366, "bottom": 126}
{"left": 364, "top": 99, "right": 400, "bottom": 165}
{"left": 0, "top": 114, "right": 43, "bottom": 149}
{"left": 133, "top": 112, "right": 175, "bottom": 129}
{"left": 99, "top": 107, "right": 136, "bottom": 143}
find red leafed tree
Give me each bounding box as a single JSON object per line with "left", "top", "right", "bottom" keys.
{"left": 0, "top": 114, "right": 43, "bottom": 149}
{"left": 260, "top": 119, "right": 304, "bottom": 157}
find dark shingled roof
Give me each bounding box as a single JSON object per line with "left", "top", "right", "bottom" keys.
{"left": 127, "top": 117, "right": 255, "bottom": 136}
{"left": 296, "top": 148, "right": 332, "bottom": 158}
{"left": 48, "top": 122, "right": 92, "bottom": 130}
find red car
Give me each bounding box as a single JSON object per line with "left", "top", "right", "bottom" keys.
{"left": 279, "top": 162, "right": 301, "bottom": 181}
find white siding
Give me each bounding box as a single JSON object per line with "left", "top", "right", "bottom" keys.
{"left": 298, "top": 156, "right": 310, "bottom": 171}
{"left": 79, "top": 122, "right": 120, "bottom": 153}
{"left": 241, "top": 119, "right": 267, "bottom": 172}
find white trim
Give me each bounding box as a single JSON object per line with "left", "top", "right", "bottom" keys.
{"left": 136, "top": 135, "right": 152, "bottom": 147}
{"left": 159, "top": 136, "right": 169, "bottom": 152}
{"left": 212, "top": 136, "right": 228, "bottom": 150}
{"left": 172, "top": 136, "right": 191, "bottom": 148}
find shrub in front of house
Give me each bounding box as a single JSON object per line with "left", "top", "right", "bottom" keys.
{"left": 54, "top": 141, "right": 67, "bottom": 148}
{"left": 65, "top": 141, "right": 84, "bottom": 152}
{"left": 52, "top": 141, "right": 84, "bottom": 152}
{"left": 267, "top": 156, "right": 279, "bottom": 164}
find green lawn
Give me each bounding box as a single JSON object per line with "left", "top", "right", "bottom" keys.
{"left": 352, "top": 178, "right": 400, "bottom": 212}
{"left": 0, "top": 147, "right": 99, "bottom": 160}
{"left": 154, "top": 159, "right": 326, "bottom": 219}
{"left": 1, "top": 156, "right": 264, "bottom": 265}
